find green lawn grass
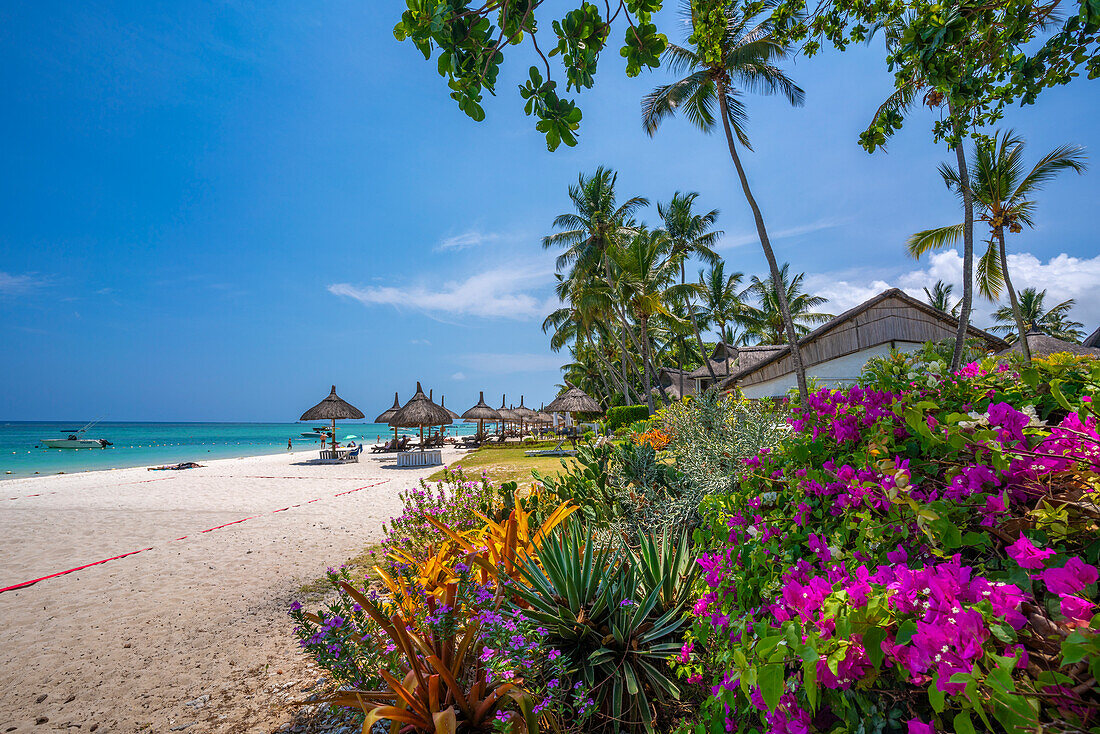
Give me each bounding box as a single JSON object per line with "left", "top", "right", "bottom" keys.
{"left": 427, "top": 445, "right": 576, "bottom": 484}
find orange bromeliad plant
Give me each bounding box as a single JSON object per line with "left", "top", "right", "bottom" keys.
{"left": 375, "top": 492, "right": 578, "bottom": 621}
{"left": 318, "top": 581, "right": 538, "bottom": 734}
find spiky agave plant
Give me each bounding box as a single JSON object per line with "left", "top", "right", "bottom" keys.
{"left": 512, "top": 525, "right": 690, "bottom": 733}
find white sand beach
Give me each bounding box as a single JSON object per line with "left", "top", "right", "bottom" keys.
{"left": 0, "top": 447, "right": 465, "bottom": 733}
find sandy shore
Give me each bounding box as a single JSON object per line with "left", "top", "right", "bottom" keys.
{"left": 0, "top": 447, "right": 466, "bottom": 733}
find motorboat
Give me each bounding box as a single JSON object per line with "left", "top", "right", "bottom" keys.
{"left": 42, "top": 436, "right": 112, "bottom": 449}
{"left": 41, "top": 420, "right": 112, "bottom": 449}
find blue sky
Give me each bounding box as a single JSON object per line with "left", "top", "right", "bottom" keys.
{"left": 1, "top": 1, "right": 1097, "bottom": 421}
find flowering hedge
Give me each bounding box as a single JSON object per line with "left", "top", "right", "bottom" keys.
{"left": 683, "top": 353, "right": 1100, "bottom": 733}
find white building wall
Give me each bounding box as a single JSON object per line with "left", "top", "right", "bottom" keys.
{"left": 739, "top": 342, "right": 924, "bottom": 398}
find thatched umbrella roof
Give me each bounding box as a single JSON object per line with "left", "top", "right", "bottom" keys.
{"left": 534, "top": 411, "right": 553, "bottom": 425}
{"left": 462, "top": 392, "right": 501, "bottom": 422}
{"left": 374, "top": 392, "right": 401, "bottom": 424}
{"left": 512, "top": 395, "right": 538, "bottom": 422}
{"left": 300, "top": 385, "right": 365, "bottom": 421}
{"left": 439, "top": 395, "right": 460, "bottom": 420}
{"left": 496, "top": 395, "right": 519, "bottom": 424}
{"left": 545, "top": 384, "right": 601, "bottom": 414}
{"left": 390, "top": 382, "right": 454, "bottom": 428}
{"left": 996, "top": 330, "right": 1100, "bottom": 358}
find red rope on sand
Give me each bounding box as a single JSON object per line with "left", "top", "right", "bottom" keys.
{"left": 0, "top": 479, "right": 390, "bottom": 594}
{"left": 0, "top": 548, "right": 155, "bottom": 593}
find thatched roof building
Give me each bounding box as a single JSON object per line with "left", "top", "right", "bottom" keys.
{"left": 996, "top": 330, "right": 1100, "bottom": 358}
{"left": 718, "top": 288, "right": 1008, "bottom": 398}
{"left": 1083, "top": 327, "right": 1100, "bottom": 349}
{"left": 390, "top": 382, "right": 453, "bottom": 427}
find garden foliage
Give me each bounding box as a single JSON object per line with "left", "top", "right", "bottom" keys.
{"left": 684, "top": 352, "right": 1100, "bottom": 732}
{"left": 607, "top": 405, "right": 652, "bottom": 433}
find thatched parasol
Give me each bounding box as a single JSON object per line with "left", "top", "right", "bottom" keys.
{"left": 496, "top": 395, "right": 519, "bottom": 435}
{"left": 375, "top": 392, "right": 401, "bottom": 443}
{"left": 390, "top": 382, "right": 453, "bottom": 450}
{"left": 462, "top": 391, "right": 501, "bottom": 440}
{"left": 300, "top": 385, "right": 364, "bottom": 451}
{"left": 512, "top": 395, "right": 538, "bottom": 433}
{"left": 439, "top": 395, "right": 460, "bottom": 420}
{"left": 545, "top": 384, "right": 601, "bottom": 432}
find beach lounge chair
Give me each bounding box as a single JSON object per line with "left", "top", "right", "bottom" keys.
{"left": 372, "top": 439, "right": 396, "bottom": 453}
{"left": 341, "top": 445, "right": 363, "bottom": 463}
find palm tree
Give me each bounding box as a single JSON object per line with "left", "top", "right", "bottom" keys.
{"left": 990, "top": 288, "right": 1084, "bottom": 343}
{"left": 658, "top": 192, "right": 723, "bottom": 381}
{"left": 742, "top": 264, "right": 833, "bottom": 344}
{"left": 542, "top": 167, "right": 648, "bottom": 277}
{"left": 908, "top": 130, "right": 1087, "bottom": 362}
{"left": 641, "top": 0, "right": 811, "bottom": 401}
{"left": 698, "top": 262, "right": 746, "bottom": 348}
{"left": 923, "top": 280, "right": 959, "bottom": 316}
{"left": 608, "top": 229, "right": 684, "bottom": 412}
{"left": 543, "top": 168, "right": 648, "bottom": 393}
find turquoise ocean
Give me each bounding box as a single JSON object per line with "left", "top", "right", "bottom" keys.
{"left": 0, "top": 422, "right": 477, "bottom": 479}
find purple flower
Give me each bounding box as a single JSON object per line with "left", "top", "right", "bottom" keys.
{"left": 1005, "top": 533, "right": 1055, "bottom": 570}
{"left": 907, "top": 719, "right": 935, "bottom": 734}
{"left": 1039, "top": 557, "right": 1099, "bottom": 595}
{"left": 808, "top": 533, "right": 832, "bottom": 563}
{"left": 1060, "top": 595, "right": 1096, "bottom": 623}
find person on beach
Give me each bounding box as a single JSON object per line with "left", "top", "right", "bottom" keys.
{"left": 287, "top": 438, "right": 292, "bottom": 451}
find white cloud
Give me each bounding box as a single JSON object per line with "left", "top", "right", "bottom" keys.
{"left": 808, "top": 250, "right": 1100, "bottom": 329}
{"left": 0, "top": 271, "right": 45, "bottom": 295}
{"left": 329, "top": 262, "right": 557, "bottom": 321}
{"left": 409, "top": 338, "right": 431, "bottom": 345}
{"left": 451, "top": 372, "right": 466, "bottom": 380}
{"left": 717, "top": 217, "right": 848, "bottom": 250}
{"left": 436, "top": 230, "right": 501, "bottom": 252}
{"left": 455, "top": 353, "right": 564, "bottom": 374}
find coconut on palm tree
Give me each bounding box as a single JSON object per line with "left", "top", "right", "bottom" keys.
{"left": 641, "top": 0, "right": 810, "bottom": 400}
{"left": 990, "top": 288, "right": 1084, "bottom": 343}
{"left": 742, "top": 264, "right": 833, "bottom": 344}
{"left": 908, "top": 130, "right": 1087, "bottom": 361}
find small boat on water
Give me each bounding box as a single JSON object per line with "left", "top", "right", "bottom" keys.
{"left": 299, "top": 425, "right": 334, "bottom": 438}
{"left": 41, "top": 420, "right": 113, "bottom": 449}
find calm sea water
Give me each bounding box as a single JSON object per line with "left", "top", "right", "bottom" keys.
{"left": 0, "top": 422, "right": 477, "bottom": 479}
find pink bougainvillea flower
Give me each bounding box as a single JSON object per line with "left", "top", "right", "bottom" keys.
{"left": 1005, "top": 533, "right": 1056, "bottom": 570}
{"left": 1039, "top": 557, "right": 1099, "bottom": 596}
{"left": 808, "top": 533, "right": 832, "bottom": 563}
{"left": 1060, "top": 595, "right": 1096, "bottom": 624}
{"left": 907, "top": 718, "right": 935, "bottom": 734}
{"left": 886, "top": 544, "right": 908, "bottom": 564}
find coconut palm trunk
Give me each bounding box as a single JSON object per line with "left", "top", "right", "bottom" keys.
{"left": 682, "top": 262, "right": 718, "bottom": 383}
{"left": 995, "top": 226, "right": 1031, "bottom": 361}
{"left": 949, "top": 136, "right": 975, "bottom": 372}
{"left": 717, "top": 81, "right": 808, "bottom": 401}
{"left": 640, "top": 314, "right": 657, "bottom": 413}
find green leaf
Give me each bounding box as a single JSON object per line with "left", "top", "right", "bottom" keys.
{"left": 896, "top": 619, "right": 917, "bottom": 645}
{"left": 928, "top": 673, "right": 945, "bottom": 713}
{"left": 759, "top": 660, "right": 784, "bottom": 712}
{"left": 863, "top": 626, "right": 887, "bottom": 670}
{"left": 953, "top": 711, "right": 975, "bottom": 734}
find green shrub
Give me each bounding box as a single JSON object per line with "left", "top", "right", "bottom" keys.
{"left": 606, "top": 404, "right": 650, "bottom": 432}
{"left": 515, "top": 525, "right": 692, "bottom": 733}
